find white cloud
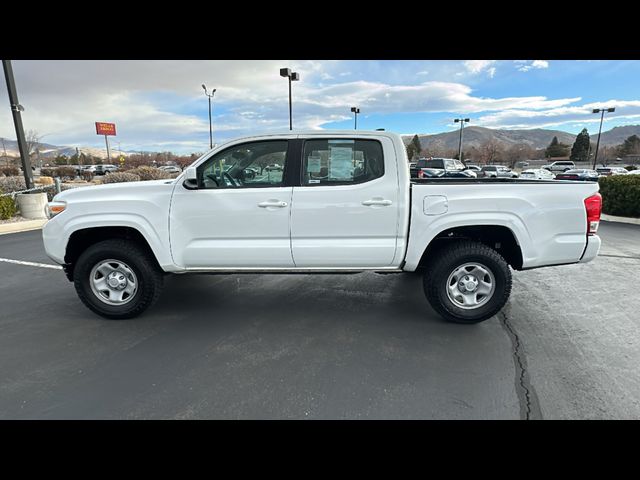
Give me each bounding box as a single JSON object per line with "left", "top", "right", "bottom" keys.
{"left": 532, "top": 60, "right": 549, "bottom": 69}
{"left": 517, "top": 60, "right": 550, "bottom": 72}
{"left": 417, "top": 70, "right": 429, "bottom": 76}
{"left": 477, "top": 99, "right": 640, "bottom": 129}
{"left": 0, "top": 60, "right": 630, "bottom": 153}
{"left": 463, "top": 60, "right": 496, "bottom": 74}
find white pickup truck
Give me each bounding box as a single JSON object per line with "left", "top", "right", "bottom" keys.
{"left": 42, "top": 131, "right": 602, "bottom": 324}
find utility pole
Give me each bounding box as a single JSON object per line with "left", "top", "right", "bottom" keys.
{"left": 351, "top": 107, "right": 360, "bottom": 129}
{"left": 2, "top": 60, "right": 34, "bottom": 188}
{"left": 592, "top": 107, "right": 615, "bottom": 169}
{"left": 280, "top": 68, "right": 299, "bottom": 130}
{"left": 202, "top": 84, "right": 216, "bottom": 149}
{"left": 454, "top": 118, "right": 470, "bottom": 162}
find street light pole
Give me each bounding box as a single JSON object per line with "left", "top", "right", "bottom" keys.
{"left": 454, "top": 118, "right": 470, "bottom": 162}
{"left": 350, "top": 107, "right": 360, "bottom": 129}
{"left": 280, "top": 68, "right": 300, "bottom": 130}
{"left": 202, "top": 84, "right": 217, "bottom": 149}
{"left": 2, "top": 60, "right": 34, "bottom": 189}
{"left": 592, "top": 107, "right": 615, "bottom": 169}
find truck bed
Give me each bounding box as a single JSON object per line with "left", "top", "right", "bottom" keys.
{"left": 403, "top": 179, "right": 600, "bottom": 271}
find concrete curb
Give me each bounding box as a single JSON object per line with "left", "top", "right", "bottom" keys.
{"left": 0, "top": 219, "right": 47, "bottom": 235}
{"left": 601, "top": 214, "right": 640, "bottom": 226}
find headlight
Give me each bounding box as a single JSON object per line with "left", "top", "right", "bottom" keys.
{"left": 45, "top": 201, "right": 66, "bottom": 219}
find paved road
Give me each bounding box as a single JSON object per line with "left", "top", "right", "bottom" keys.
{"left": 0, "top": 221, "right": 638, "bottom": 419}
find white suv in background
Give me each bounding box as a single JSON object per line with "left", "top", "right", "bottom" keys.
{"left": 543, "top": 161, "right": 575, "bottom": 173}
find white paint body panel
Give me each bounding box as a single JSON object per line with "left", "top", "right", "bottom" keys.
{"left": 290, "top": 134, "right": 403, "bottom": 267}
{"left": 169, "top": 186, "right": 294, "bottom": 268}
{"left": 42, "top": 180, "right": 178, "bottom": 270}
{"left": 403, "top": 181, "right": 600, "bottom": 271}
{"left": 42, "top": 130, "right": 599, "bottom": 274}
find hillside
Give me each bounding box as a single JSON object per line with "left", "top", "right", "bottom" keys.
{"left": 402, "top": 125, "right": 640, "bottom": 150}
{"left": 0, "top": 139, "right": 132, "bottom": 160}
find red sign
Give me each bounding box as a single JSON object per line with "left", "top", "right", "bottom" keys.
{"left": 95, "top": 122, "right": 116, "bottom": 136}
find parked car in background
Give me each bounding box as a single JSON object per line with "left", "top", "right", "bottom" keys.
{"left": 478, "top": 165, "right": 519, "bottom": 178}
{"left": 94, "top": 164, "right": 118, "bottom": 175}
{"left": 81, "top": 165, "right": 97, "bottom": 174}
{"left": 410, "top": 157, "right": 466, "bottom": 178}
{"left": 265, "top": 164, "right": 283, "bottom": 172}
{"left": 464, "top": 165, "right": 482, "bottom": 174}
{"left": 519, "top": 168, "right": 555, "bottom": 180}
{"left": 417, "top": 168, "right": 476, "bottom": 179}
{"left": 543, "top": 161, "right": 575, "bottom": 173}
{"left": 627, "top": 169, "right": 640, "bottom": 175}
{"left": 596, "top": 166, "right": 629, "bottom": 176}
{"left": 158, "top": 165, "right": 182, "bottom": 174}
{"left": 555, "top": 169, "right": 599, "bottom": 181}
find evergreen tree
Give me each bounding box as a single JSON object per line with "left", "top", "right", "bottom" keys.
{"left": 619, "top": 134, "right": 640, "bottom": 156}
{"left": 545, "top": 136, "right": 570, "bottom": 158}
{"left": 411, "top": 134, "right": 422, "bottom": 156}
{"left": 570, "top": 128, "right": 590, "bottom": 162}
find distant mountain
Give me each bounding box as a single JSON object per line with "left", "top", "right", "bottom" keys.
{"left": 402, "top": 125, "right": 640, "bottom": 151}
{"left": 591, "top": 125, "right": 640, "bottom": 146}
{"left": 0, "top": 138, "right": 133, "bottom": 160}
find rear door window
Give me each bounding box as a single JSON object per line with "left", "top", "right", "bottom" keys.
{"left": 301, "top": 139, "right": 384, "bottom": 186}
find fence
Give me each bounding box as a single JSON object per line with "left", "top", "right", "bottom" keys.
{"left": 0, "top": 178, "right": 61, "bottom": 199}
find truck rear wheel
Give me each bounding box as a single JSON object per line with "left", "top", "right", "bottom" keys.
{"left": 423, "top": 240, "right": 512, "bottom": 324}
{"left": 73, "top": 239, "right": 164, "bottom": 320}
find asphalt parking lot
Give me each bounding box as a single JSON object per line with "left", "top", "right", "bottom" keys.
{"left": 1, "top": 221, "right": 639, "bottom": 419}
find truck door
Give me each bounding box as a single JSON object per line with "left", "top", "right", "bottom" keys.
{"left": 169, "top": 139, "right": 295, "bottom": 269}
{"left": 290, "top": 137, "right": 400, "bottom": 268}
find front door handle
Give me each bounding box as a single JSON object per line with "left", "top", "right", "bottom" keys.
{"left": 362, "top": 198, "right": 392, "bottom": 207}
{"left": 258, "top": 200, "right": 288, "bottom": 208}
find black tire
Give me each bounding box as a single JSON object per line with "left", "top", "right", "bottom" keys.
{"left": 423, "top": 240, "right": 512, "bottom": 324}
{"left": 73, "top": 239, "right": 164, "bottom": 320}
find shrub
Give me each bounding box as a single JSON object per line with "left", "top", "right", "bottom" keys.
{"left": 80, "top": 171, "right": 93, "bottom": 182}
{"left": 102, "top": 172, "right": 141, "bottom": 184}
{"left": 0, "top": 176, "right": 26, "bottom": 194}
{"left": 127, "top": 166, "right": 171, "bottom": 181}
{"left": 0, "top": 196, "right": 17, "bottom": 220}
{"left": 625, "top": 165, "right": 638, "bottom": 171}
{"left": 56, "top": 166, "right": 77, "bottom": 180}
{"left": 1, "top": 167, "right": 20, "bottom": 176}
{"left": 598, "top": 175, "right": 640, "bottom": 218}
{"left": 40, "top": 168, "right": 55, "bottom": 177}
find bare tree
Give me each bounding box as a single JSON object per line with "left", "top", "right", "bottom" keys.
{"left": 479, "top": 140, "right": 503, "bottom": 165}
{"left": 25, "top": 129, "right": 42, "bottom": 168}
{"left": 505, "top": 143, "right": 536, "bottom": 168}
{"left": 0, "top": 138, "right": 10, "bottom": 167}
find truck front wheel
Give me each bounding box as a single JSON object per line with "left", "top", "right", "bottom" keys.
{"left": 73, "top": 239, "right": 164, "bottom": 320}
{"left": 423, "top": 240, "right": 512, "bottom": 324}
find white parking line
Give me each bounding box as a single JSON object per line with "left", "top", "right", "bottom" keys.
{"left": 0, "top": 258, "right": 63, "bottom": 270}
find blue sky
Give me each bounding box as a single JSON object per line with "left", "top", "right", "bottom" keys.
{"left": 1, "top": 60, "right": 639, "bottom": 154}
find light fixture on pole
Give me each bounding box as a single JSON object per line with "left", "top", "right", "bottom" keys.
{"left": 202, "top": 84, "right": 217, "bottom": 149}
{"left": 350, "top": 107, "right": 360, "bottom": 129}
{"left": 591, "top": 107, "right": 615, "bottom": 168}
{"left": 280, "top": 68, "right": 299, "bottom": 130}
{"left": 453, "top": 118, "right": 470, "bottom": 161}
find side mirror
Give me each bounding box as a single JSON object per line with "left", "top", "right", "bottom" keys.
{"left": 183, "top": 166, "right": 198, "bottom": 190}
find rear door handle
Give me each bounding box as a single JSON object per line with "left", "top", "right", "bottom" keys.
{"left": 258, "top": 200, "right": 288, "bottom": 208}
{"left": 362, "top": 198, "right": 392, "bottom": 206}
